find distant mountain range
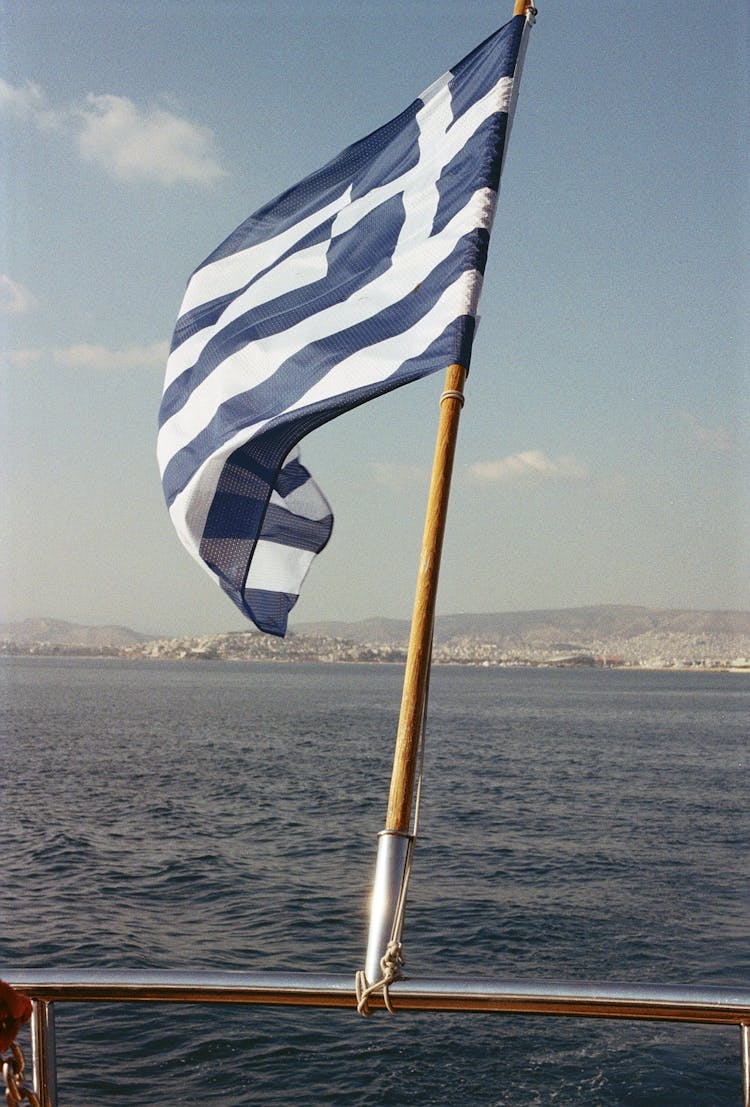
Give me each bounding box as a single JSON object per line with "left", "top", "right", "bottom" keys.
{"left": 295, "top": 605, "right": 750, "bottom": 647}
{"left": 0, "top": 617, "right": 151, "bottom": 648}
{"left": 2, "top": 607, "right": 749, "bottom": 663}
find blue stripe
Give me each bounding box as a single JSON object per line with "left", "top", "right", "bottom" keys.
{"left": 237, "top": 587, "right": 298, "bottom": 637}
{"left": 260, "top": 502, "right": 332, "bottom": 552}
{"left": 162, "top": 229, "right": 485, "bottom": 507}
{"left": 202, "top": 533, "right": 256, "bottom": 589}
{"left": 200, "top": 489, "right": 267, "bottom": 540}
{"left": 447, "top": 16, "right": 524, "bottom": 124}
{"left": 274, "top": 456, "right": 315, "bottom": 497}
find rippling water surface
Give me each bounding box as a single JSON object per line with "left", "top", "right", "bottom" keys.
{"left": 2, "top": 658, "right": 748, "bottom": 1104}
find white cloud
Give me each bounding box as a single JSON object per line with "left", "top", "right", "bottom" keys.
{"left": 676, "top": 410, "right": 734, "bottom": 453}
{"left": 7, "top": 341, "right": 169, "bottom": 371}
{"left": 77, "top": 94, "right": 226, "bottom": 186}
{"left": 0, "top": 274, "right": 38, "bottom": 315}
{"left": 7, "top": 347, "right": 45, "bottom": 367}
{"left": 1, "top": 78, "right": 226, "bottom": 187}
{"left": 468, "top": 450, "right": 590, "bottom": 484}
{"left": 0, "top": 78, "right": 60, "bottom": 130}
{"left": 53, "top": 341, "right": 170, "bottom": 371}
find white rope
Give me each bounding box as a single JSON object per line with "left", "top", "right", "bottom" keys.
{"left": 355, "top": 905, "right": 408, "bottom": 1015}
{"left": 411, "top": 647, "right": 430, "bottom": 841}
{"left": 440, "top": 388, "right": 465, "bottom": 408}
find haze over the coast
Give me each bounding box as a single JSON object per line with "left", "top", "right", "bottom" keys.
{"left": 2, "top": 2, "right": 747, "bottom": 638}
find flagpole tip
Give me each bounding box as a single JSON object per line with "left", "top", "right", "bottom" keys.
{"left": 513, "top": 0, "right": 535, "bottom": 15}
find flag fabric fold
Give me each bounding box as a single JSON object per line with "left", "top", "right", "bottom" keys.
{"left": 158, "top": 14, "right": 528, "bottom": 635}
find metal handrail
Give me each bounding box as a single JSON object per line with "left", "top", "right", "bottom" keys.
{"left": 8, "top": 969, "right": 750, "bottom": 1107}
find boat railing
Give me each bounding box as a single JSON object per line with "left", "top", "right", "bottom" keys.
{"left": 9, "top": 969, "right": 750, "bottom": 1106}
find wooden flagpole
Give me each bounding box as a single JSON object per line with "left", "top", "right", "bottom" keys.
{"left": 385, "top": 1, "right": 535, "bottom": 837}
{"left": 363, "top": 0, "right": 537, "bottom": 990}
{"left": 385, "top": 362, "right": 466, "bottom": 832}
{"left": 362, "top": 362, "right": 466, "bottom": 987}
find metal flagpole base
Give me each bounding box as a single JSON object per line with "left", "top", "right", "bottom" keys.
{"left": 364, "top": 830, "right": 412, "bottom": 985}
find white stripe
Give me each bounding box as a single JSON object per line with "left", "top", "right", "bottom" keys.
{"left": 244, "top": 537, "right": 315, "bottom": 594}
{"left": 167, "top": 497, "right": 220, "bottom": 584}
{"left": 270, "top": 478, "right": 330, "bottom": 522}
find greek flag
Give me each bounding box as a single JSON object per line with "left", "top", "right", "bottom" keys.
{"left": 158, "top": 14, "right": 529, "bottom": 635}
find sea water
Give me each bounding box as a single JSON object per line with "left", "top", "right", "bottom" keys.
{"left": 1, "top": 658, "right": 748, "bottom": 1105}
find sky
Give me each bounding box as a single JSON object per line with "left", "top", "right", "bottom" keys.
{"left": 1, "top": 0, "right": 748, "bottom": 638}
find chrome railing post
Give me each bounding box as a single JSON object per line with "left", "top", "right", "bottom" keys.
{"left": 741, "top": 1023, "right": 749, "bottom": 1107}
{"left": 31, "top": 999, "right": 58, "bottom": 1107}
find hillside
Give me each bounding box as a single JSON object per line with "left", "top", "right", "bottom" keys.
{"left": 2, "top": 607, "right": 748, "bottom": 668}
{"left": 0, "top": 617, "right": 151, "bottom": 648}
{"left": 295, "top": 605, "right": 750, "bottom": 647}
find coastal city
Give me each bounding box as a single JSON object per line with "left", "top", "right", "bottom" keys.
{"left": 112, "top": 629, "right": 750, "bottom": 670}
{"left": 2, "top": 609, "right": 749, "bottom": 671}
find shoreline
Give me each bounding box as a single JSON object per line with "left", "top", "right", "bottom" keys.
{"left": 1, "top": 650, "right": 748, "bottom": 674}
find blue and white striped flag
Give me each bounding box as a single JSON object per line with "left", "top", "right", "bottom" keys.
{"left": 158, "top": 14, "right": 530, "bottom": 635}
